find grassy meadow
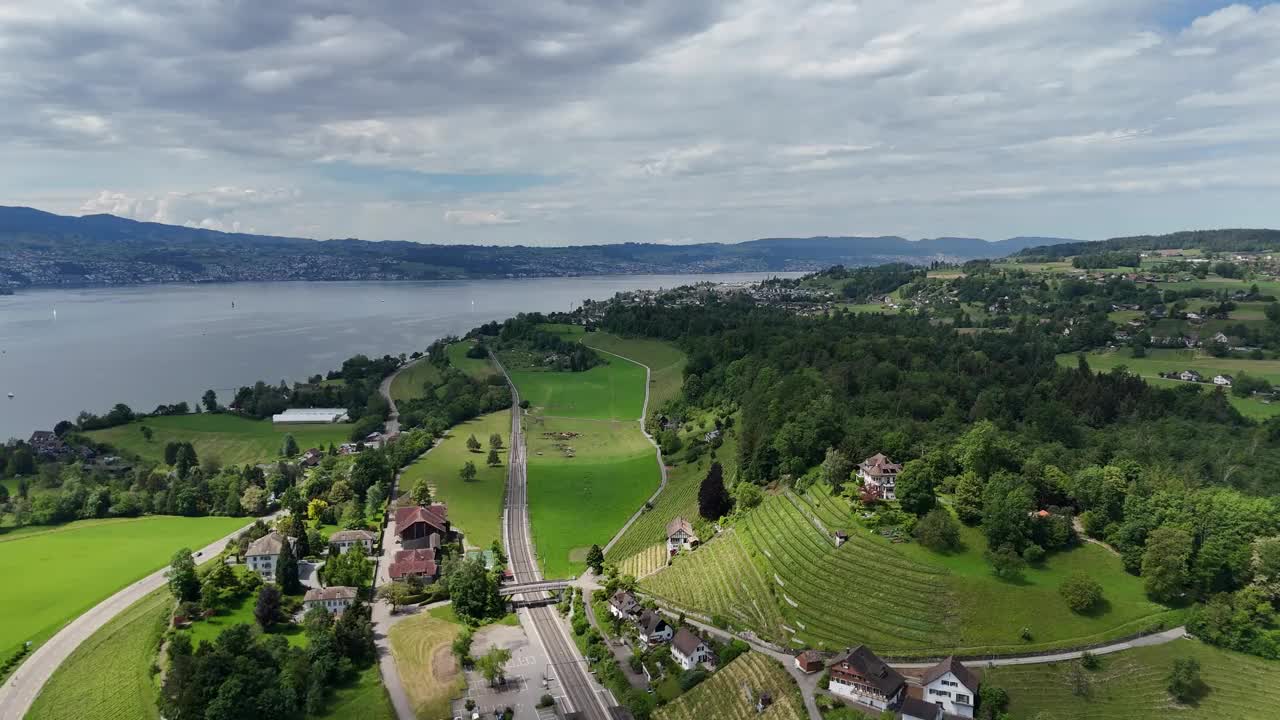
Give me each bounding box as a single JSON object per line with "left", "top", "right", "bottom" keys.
{"left": 388, "top": 604, "right": 466, "bottom": 720}
{"left": 396, "top": 410, "right": 510, "bottom": 549}
{"left": 389, "top": 358, "right": 441, "bottom": 404}
{"left": 26, "top": 586, "right": 169, "bottom": 720}
{"left": 580, "top": 332, "right": 688, "bottom": 415}
{"left": 0, "top": 515, "right": 247, "bottom": 660}
{"left": 445, "top": 340, "right": 498, "bottom": 380}
{"left": 86, "top": 413, "right": 352, "bottom": 466}
{"left": 986, "top": 638, "right": 1280, "bottom": 720}
{"left": 655, "top": 652, "right": 806, "bottom": 720}
{"left": 526, "top": 415, "right": 661, "bottom": 577}
{"left": 509, "top": 358, "right": 647, "bottom": 421}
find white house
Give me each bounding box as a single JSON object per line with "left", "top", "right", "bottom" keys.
{"left": 637, "top": 610, "right": 673, "bottom": 645}
{"left": 329, "top": 529, "right": 376, "bottom": 555}
{"left": 303, "top": 586, "right": 358, "bottom": 614}
{"left": 920, "top": 656, "right": 980, "bottom": 719}
{"left": 1179, "top": 370, "right": 1203, "bottom": 383}
{"left": 1214, "top": 374, "right": 1234, "bottom": 387}
{"left": 245, "top": 532, "right": 290, "bottom": 579}
{"left": 272, "top": 408, "right": 350, "bottom": 424}
{"left": 666, "top": 517, "right": 700, "bottom": 557}
{"left": 608, "top": 590, "right": 642, "bottom": 621}
{"left": 671, "top": 628, "right": 713, "bottom": 670}
{"left": 856, "top": 454, "right": 902, "bottom": 501}
{"left": 827, "top": 645, "right": 905, "bottom": 711}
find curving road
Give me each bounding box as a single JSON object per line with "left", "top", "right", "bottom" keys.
{"left": 494, "top": 353, "right": 614, "bottom": 720}
{"left": 0, "top": 517, "right": 272, "bottom": 720}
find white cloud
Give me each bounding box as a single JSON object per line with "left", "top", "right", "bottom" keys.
{"left": 443, "top": 209, "right": 520, "bottom": 226}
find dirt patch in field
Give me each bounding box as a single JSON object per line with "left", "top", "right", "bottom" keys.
{"left": 431, "top": 645, "right": 457, "bottom": 681}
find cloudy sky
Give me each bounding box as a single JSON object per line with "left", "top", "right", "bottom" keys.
{"left": 1, "top": 1, "right": 1278, "bottom": 245}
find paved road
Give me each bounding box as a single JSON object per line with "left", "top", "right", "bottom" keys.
{"left": 890, "top": 626, "right": 1190, "bottom": 669}
{"left": 590, "top": 346, "right": 670, "bottom": 556}
{"left": 0, "top": 516, "right": 271, "bottom": 720}
{"left": 495, "top": 354, "right": 614, "bottom": 720}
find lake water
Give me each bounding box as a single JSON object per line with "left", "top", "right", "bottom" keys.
{"left": 0, "top": 273, "right": 789, "bottom": 441}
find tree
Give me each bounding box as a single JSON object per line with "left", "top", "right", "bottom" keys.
{"left": 254, "top": 584, "right": 282, "bottom": 628}
{"left": 476, "top": 646, "right": 513, "bottom": 686}
{"left": 323, "top": 546, "right": 373, "bottom": 588}
{"left": 489, "top": 433, "right": 504, "bottom": 450}
{"left": 378, "top": 581, "right": 413, "bottom": 612}
{"left": 350, "top": 451, "right": 392, "bottom": 502}
{"left": 168, "top": 547, "right": 200, "bottom": 602}
{"left": 981, "top": 471, "right": 1034, "bottom": 553}
{"left": 1059, "top": 571, "right": 1104, "bottom": 612}
{"left": 276, "top": 537, "right": 302, "bottom": 594}
{"left": 487, "top": 448, "right": 501, "bottom": 467}
{"left": 915, "top": 507, "right": 961, "bottom": 552}
{"left": 586, "top": 544, "right": 605, "bottom": 574}
{"left": 449, "top": 556, "right": 501, "bottom": 622}
{"left": 303, "top": 603, "right": 334, "bottom": 639}
{"left": 466, "top": 434, "right": 482, "bottom": 452}
{"left": 452, "top": 627, "right": 475, "bottom": 667}
{"left": 820, "top": 447, "right": 852, "bottom": 488}
{"left": 894, "top": 459, "right": 937, "bottom": 516}
{"left": 334, "top": 597, "right": 377, "bottom": 663}
{"left": 977, "top": 685, "right": 1009, "bottom": 720}
{"left": 288, "top": 513, "right": 311, "bottom": 558}
{"left": 985, "top": 544, "right": 1025, "bottom": 581}
{"left": 1167, "top": 657, "right": 1202, "bottom": 703}
{"left": 459, "top": 461, "right": 478, "bottom": 482}
{"left": 1143, "top": 526, "right": 1193, "bottom": 602}
{"left": 240, "top": 485, "right": 267, "bottom": 516}
{"left": 140, "top": 425, "right": 154, "bottom": 442}
{"left": 411, "top": 476, "right": 433, "bottom": 506}
{"left": 732, "top": 481, "right": 763, "bottom": 510}
{"left": 698, "top": 462, "right": 731, "bottom": 520}
{"left": 1251, "top": 536, "right": 1280, "bottom": 601}
{"left": 202, "top": 389, "right": 219, "bottom": 413}
{"left": 953, "top": 472, "right": 984, "bottom": 524}
{"left": 164, "top": 441, "right": 182, "bottom": 465}
{"left": 174, "top": 443, "right": 198, "bottom": 479}
{"left": 280, "top": 433, "right": 299, "bottom": 457}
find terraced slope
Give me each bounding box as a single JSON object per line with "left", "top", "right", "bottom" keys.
{"left": 655, "top": 652, "right": 806, "bottom": 720}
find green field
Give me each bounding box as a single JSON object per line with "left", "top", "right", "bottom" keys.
{"left": 388, "top": 604, "right": 465, "bottom": 720}
{"left": 526, "top": 414, "right": 662, "bottom": 578}
{"left": 0, "top": 515, "right": 248, "bottom": 660}
{"left": 1057, "top": 348, "right": 1280, "bottom": 419}
{"left": 396, "top": 410, "right": 510, "bottom": 549}
{"left": 181, "top": 588, "right": 307, "bottom": 648}
{"left": 509, "top": 358, "right": 647, "bottom": 421}
{"left": 986, "top": 638, "right": 1280, "bottom": 720}
{"left": 581, "top": 332, "right": 688, "bottom": 414}
{"left": 87, "top": 413, "right": 353, "bottom": 466}
{"left": 389, "top": 358, "right": 441, "bottom": 404}
{"left": 27, "top": 586, "right": 169, "bottom": 720}
{"left": 642, "top": 486, "right": 1176, "bottom": 656}
{"left": 445, "top": 340, "right": 498, "bottom": 380}
{"left": 317, "top": 665, "right": 397, "bottom": 720}
{"left": 654, "top": 651, "right": 806, "bottom": 720}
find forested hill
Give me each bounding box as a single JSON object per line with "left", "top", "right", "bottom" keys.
{"left": 0, "top": 205, "right": 1076, "bottom": 288}
{"left": 1017, "top": 229, "right": 1280, "bottom": 259}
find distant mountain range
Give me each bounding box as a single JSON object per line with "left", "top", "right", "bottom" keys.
{"left": 0, "top": 205, "right": 1079, "bottom": 288}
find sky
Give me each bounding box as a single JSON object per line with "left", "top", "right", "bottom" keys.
{"left": 1, "top": 1, "right": 1278, "bottom": 246}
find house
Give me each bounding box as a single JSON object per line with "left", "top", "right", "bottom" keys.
{"left": 834, "top": 530, "right": 849, "bottom": 548}
{"left": 271, "top": 408, "right": 350, "bottom": 424}
{"left": 671, "top": 628, "right": 712, "bottom": 670}
{"left": 395, "top": 504, "right": 451, "bottom": 550}
{"left": 827, "top": 645, "right": 906, "bottom": 710}
{"left": 666, "top": 517, "right": 700, "bottom": 557}
{"left": 636, "top": 610, "right": 673, "bottom": 645}
{"left": 608, "top": 590, "right": 642, "bottom": 621}
{"left": 329, "top": 529, "right": 376, "bottom": 555}
{"left": 1212, "top": 332, "right": 1231, "bottom": 345}
{"left": 795, "top": 650, "right": 824, "bottom": 674}
{"left": 899, "top": 697, "right": 944, "bottom": 720}
{"left": 1179, "top": 370, "right": 1203, "bottom": 383}
{"left": 299, "top": 448, "right": 325, "bottom": 468}
{"left": 245, "top": 532, "right": 291, "bottom": 579}
{"left": 857, "top": 454, "right": 902, "bottom": 501}
{"left": 920, "top": 656, "right": 980, "bottom": 718}
{"left": 388, "top": 548, "right": 440, "bottom": 583}
{"left": 28, "top": 430, "right": 65, "bottom": 457}
{"left": 1214, "top": 374, "right": 1234, "bottom": 387}
{"left": 303, "top": 586, "right": 357, "bottom": 614}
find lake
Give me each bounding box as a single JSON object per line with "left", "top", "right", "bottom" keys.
{"left": 0, "top": 273, "right": 788, "bottom": 441}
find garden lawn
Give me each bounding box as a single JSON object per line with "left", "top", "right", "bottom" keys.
{"left": 654, "top": 652, "right": 806, "bottom": 720}
{"left": 526, "top": 415, "right": 661, "bottom": 578}
{"left": 0, "top": 515, "right": 248, "bottom": 660}
{"left": 26, "top": 587, "right": 169, "bottom": 720}
{"left": 509, "top": 359, "right": 646, "bottom": 421}
{"left": 86, "top": 413, "right": 353, "bottom": 466}
{"left": 317, "top": 664, "right": 396, "bottom": 720}
{"left": 580, "top": 332, "right": 687, "bottom": 415}
{"left": 388, "top": 605, "right": 465, "bottom": 720}
{"left": 396, "top": 410, "right": 510, "bottom": 549}
{"left": 181, "top": 590, "right": 308, "bottom": 648}
{"left": 985, "top": 638, "right": 1280, "bottom": 720}
{"left": 389, "top": 358, "right": 442, "bottom": 404}
{"left": 446, "top": 340, "right": 497, "bottom": 380}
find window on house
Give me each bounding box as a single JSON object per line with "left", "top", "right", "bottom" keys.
{"left": 956, "top": 694, "right": 971, "bottom": 704}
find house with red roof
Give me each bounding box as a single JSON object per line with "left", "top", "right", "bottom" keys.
{"left": 394, "top": 503, "right": 452, "bottom": 549}
{"left": 388, "top": 548, "right": 441, "bottom": 583}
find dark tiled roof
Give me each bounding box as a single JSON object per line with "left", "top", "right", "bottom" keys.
{"left": 672, "top": 628, "right": 705, "bottom": 657}
{"left": 831, "top": 644, "right": 905, "bottom": 697}
{"left": 899, "top": 697, "right": 944, "bottom": 720}
{"left": 666, "top": 516, "right": 697, "bottom": 539}
{"left": 395, "top": 503, "right": 449, "bottom": 535}
{"left": 922, "top": 656, "right": 979, "bottom": 692}
{"left": 304, "top": 586, "right": 357, "bottom": 602}
{"left": 610, "top": 590, "right": 641, "bottom": 615}
{"left": 638, "top": 610, "right": 668, "bottom": 635}
{"left": 246, "top": 531, "right": 287, "bottom": 557}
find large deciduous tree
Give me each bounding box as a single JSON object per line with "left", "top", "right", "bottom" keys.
{"left": 894, "top": 459, "right": 937, "bottom": 516}
{"left": 1142, "top": 526, "right": 1193, "bottom": 602}
{"left": 168, "top": 547, "right": 200, "bottom": 602}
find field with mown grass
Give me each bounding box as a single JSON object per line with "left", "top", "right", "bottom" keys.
{"left": 389, "top": 357, "right": 442, "bottom": 404}
{"left": 1056, "top": 348, "right": 1280, "bottom": 419}
{"left": 0, "top": 515, "right": 248, "bottom": 661}
{"left": 654, "top": 652, "right": 806, "bottom": 720}
{"left": 526, "top": 414, "right": 661, "bottom": 578}
{"left": 445, "top": 340, "right": 498, "bottom": 380}
{"left": 26, "top": 586, "right": 169, "bottom": 720}
{"left": 388, "top": 604, "right": 466, "bottom": 720}
{"left": 580, "top": 332, "right": 687, "bottom": 414}
{"left": 86, "top": 413, "right": 353, "bottom": 466}
{"left": 509, "top": 358, "right": 646, "bottom": 421}
{"left": 985, "top": 638, "right": 1280, "bottom": 720}
{"left": 642, "top": 486, "right": 1177, "bottom": 656}
{"left": 396, "top": 410, "right": 510, "bottom": 549}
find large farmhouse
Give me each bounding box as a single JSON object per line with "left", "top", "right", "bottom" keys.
{"left": 245, "top": 531, "right": 291, "bottom": 579}
{"left": 303, "top": 586, "right": 357, "bottom": 614}
{"left": 827, "top": 645, "right": 906, "bottom": 710}
{"left": 388, "top": 548, "right": 441, "bottom": 583}
{"left": 395, "top": 504, "right": 452, "bottom": 550}
{"left": 857, "top": 454, "right": 902, "bottom": 501}
{"left": 329, "top": 529, "right": 376, "bottom": 555}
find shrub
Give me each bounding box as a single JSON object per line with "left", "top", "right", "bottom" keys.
{"left": 538, "top": 694, "right": 556, "bottom": 708}
{"left": 915, "top": 507, "right": 961, "bottom": 552}
{"left": 1060, "top": 572, "right": 1104, "bottom": 613}
{"left": 1168, "top": 657, "right": 1202, "bottom": 703}
{"left": 1021, "top": 543, "right": 1046, "bottom": 565}
{"left": 1080, "top": 651, "right": 1101, "bottom": 670}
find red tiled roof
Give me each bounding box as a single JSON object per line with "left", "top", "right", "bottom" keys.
{"left": 395, "top": 503, "right": 449, "bottom": 536}
{"left": 389, "top": 548, "right": 439, "bottom": 580}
